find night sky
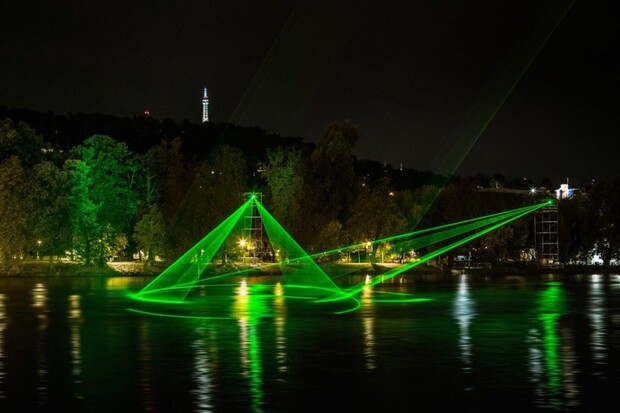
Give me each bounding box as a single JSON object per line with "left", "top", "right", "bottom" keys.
{"left": 1, "top": 0, "right": 618, "bottom": 186}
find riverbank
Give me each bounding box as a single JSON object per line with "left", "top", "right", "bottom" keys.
{"left": 0, "top": 260, "right": 164, "bottom": 277}
{"left": 3, "top": 259, "right": 618, "bottom": 277}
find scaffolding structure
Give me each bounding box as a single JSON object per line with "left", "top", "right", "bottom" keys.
{"left": 534, "top": 203, "right": 560, "bottom": 268}
{"left": 242, "top": 193, "right": 270, "bottom": 263}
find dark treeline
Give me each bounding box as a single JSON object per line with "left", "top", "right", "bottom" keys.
{"left": 0, "top": 108, "right": 618, "bottom": 274}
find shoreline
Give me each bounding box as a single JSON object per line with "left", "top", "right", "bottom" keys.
{"left": 2, "top": 260, "right": 619, "bottom": 278}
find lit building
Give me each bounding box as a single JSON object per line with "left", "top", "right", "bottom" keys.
{"left": 555, "top": 183, "right": 574, "bottom": 200}
{"left": 202, "top": 87, "right": 209, "bottom": 123}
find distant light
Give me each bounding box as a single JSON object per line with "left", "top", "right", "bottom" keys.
{"left": 530, "top": 187, "right": 537, "bottom": 194}
{"left": 143, "top": 110, "right": 151, "bottom": 117}
{"left": 238, "top": 279, "right": 248, "bottom": 296}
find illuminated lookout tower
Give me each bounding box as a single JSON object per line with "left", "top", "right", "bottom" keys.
{"left": 202, "top": 87, "right": 209, "bottom": 123}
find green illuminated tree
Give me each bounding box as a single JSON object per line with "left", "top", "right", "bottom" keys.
{"left": 66, "top": 158, "right": 100, "bottom": 264}
{"left": 69, "top": 135, "right": 139, "bottom": 265}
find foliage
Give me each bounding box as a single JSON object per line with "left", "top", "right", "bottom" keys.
{"left": 582, "top": 177, "right": 620, "bottom": 265}
{"left": 0, "top": 156, "right": 28, "bottom": 272}
{"left": 0, "top": 116, "right": 619, "bottom": 271}
{"left": 170, "top": 144, "right": 247, "bottom": 258}
{"left": 0, "top": 118, "right": 47, "bottom": 167}
{"left": 28, "top": 161, "right": 72, "bottom": 260}
{"left": 134, "top": 204, "right": 167, "bottom": 262}
{"left": 68, "top": 135, "right": 139, "bottom": 265}
{"left": 310, "top": 120, "right": 359, "bottom": 223}
{"left": 262, "top": 146, "right": 305, "bottom": 235}
{"left": 345, "top": 178, "right": 406, "bottom": 263}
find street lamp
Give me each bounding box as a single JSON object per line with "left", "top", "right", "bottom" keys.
{"left": 365, "top": 241, "right": 372, "bottom": 263}
{"left": 37, "top": 240, "right": 42, "bottom": 260}
{"left": 239, "top": 238, "right": 247, "bottom": 264}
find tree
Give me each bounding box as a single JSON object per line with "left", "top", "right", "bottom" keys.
{"left": 66, "top": 158, "right": 100, "bottom": 265}
{"left": 310, "top": 120, "right": 359, "bottom": 222}
{"left": 558, "top": 195, "right": 589, "bottom": 263}
{"left": 303, "top": 120, "right": 360, "bottom": 251}
{"left": 396, "top": 185, "right": 442, "bottom": 231}
{"left": 0, "top": 118, "right": 47, "bottom": 167}
{"left": 583, "top": 177, "right": 620, "bottom": 265}
{"left": 150, "top": 137, "right": 187, "bottom": 223}
{"left": 133, "top": 204, "right": 167, "bottom": 262}
{"left": 0, "top": 156, "right": 28, "bottom": 273}
{"left": 69, "top": 135, "right": 140, "bottom": 265}
{"left": 345, "top": 178, "right": 405, "bottom": 263}
{"left": 28, "top": 161, "right": 72, "bottom": 262}
{"left": 171, "top": 144, "right": 247, "bottom": 257}
{"left": 262, "top": 146, "right": 305, "bottom": 235}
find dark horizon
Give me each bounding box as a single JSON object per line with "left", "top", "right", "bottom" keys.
{"left": 0, "top": 103, "right": 606, "bottom": 189}
{"left": 1, "top": 0, "right": 619, "bottom": 186}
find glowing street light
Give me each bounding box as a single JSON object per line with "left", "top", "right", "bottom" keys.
{"left": 37, "top": 240, "right": 42, "bottom": 260}
{"left": 239, "top": 238, "right": 248, "bottom": 264}
{"left": 365, "top": 241, "right": 372, "bottom": 263}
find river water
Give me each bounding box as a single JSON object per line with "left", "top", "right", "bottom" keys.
{"left": 0, "top": 272, "right": 618, "bottom": 412}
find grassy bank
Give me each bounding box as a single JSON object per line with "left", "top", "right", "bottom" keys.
{"left": 5, "top": 259, "right": 617, "bottom": 278}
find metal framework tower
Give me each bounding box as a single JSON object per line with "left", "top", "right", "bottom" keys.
{"left": 534, "top": 203, "right": 559, "bottom": 268}
{"left": 202, "top": 87, "right": 209, "bottom": 123}
{"left": 242, "top": 193, "right": 270, "bottom": 263}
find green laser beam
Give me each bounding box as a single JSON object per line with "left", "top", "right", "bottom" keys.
{"left": 135, "top": 196, "right": 550, "bottom": 305}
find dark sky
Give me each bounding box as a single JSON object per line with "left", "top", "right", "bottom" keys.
{"left": 1, "top": 0, "right": 618, "bottom": 186}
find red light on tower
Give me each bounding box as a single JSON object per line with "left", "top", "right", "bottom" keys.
{"left": 144, "top": 110, "right": 151, "bottom": 117}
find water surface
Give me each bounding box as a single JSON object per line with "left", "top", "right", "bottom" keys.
{"left": 0, "top": 273, "right": 618, "bottom": 412}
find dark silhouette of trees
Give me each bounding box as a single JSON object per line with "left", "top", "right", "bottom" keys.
{"left": 0, "top": 109, "right": 619, "bottom": 273}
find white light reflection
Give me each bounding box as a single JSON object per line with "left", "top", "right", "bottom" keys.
{"left": 453, "top": 275, "right": 475, "bottom": 381}
{"left": 192, "top": 328, "right": 213, "bottom": 413}
{"left": 32, "top": 283, "right": 48, "bottom": 405}
{"left": 589, "top": 274, "right": 607, "bottom": 378}
{"left": 273, "top": 283, "right": 287, "bottom": 374}
{"left": 362, "top": 282, "right": 376, "bottom": 370}
{"left": 68, "top": 295, "right": 83, "bottom": 399}
{"left": 560, "top": 326, "right": 580, "bottom": 408}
